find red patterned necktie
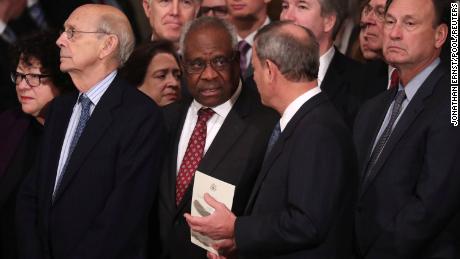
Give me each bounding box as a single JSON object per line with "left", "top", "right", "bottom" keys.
{"left": 175, "top": 108, "right": 215, "bottom": 206}
{"left": 389, "top": 69, "right": 399, "bottom": 89}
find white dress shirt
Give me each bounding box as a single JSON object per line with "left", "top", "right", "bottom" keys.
{"left": 54, "top": 71, "right": 117, "bottom": 192}
{"left": 318, "top": 46, "right": 335, "bottom": 87}
{"left": 176, "top": 81, "right": 242, "bottom": 173}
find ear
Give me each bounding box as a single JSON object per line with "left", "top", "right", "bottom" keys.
{"left": 323, "top": 13, "right": 337, "bottom": 34}
{"left": 99, "top": 34, "right": 119, "bottom": 60}
{"left": 142, "top": 0, "right": 151, "bottom": 18}
{"left": 265, "top": 59, "right": 280, "bottom": 83}
{"left": 434, "top": 23, "right": 448, "bottom": 49}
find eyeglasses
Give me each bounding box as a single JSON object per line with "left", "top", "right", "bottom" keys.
{"left": 183, "top": 55, "right": 236, "bottom": 74}
{"left": 61, "top": 28, "right": 110, "bottom": 40}
{"left": 199, "top": 6, "right": 228, "bottom": 17}
{"left": 362, "top": 4, "right": 385, "bottom": 21}
{"left": 11, "top": 71, "right": 51, "bottom": 87}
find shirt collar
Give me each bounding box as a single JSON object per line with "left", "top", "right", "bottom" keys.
{"left": 398, "top": 58, "right": 440, "bottom": 102}
{"left": 237, "top": 17, "right": 270, "bottom": 46}
{"left": 191, "top": 80, "right": 242, "bottom": 118}
{"left": 280, "top": 86, "right": 322, "bottom": 131}
{"left": 80, "top": 70, "right": 117, "bottom": 106}
{"left": 318, "top": 46, "right": 335, "bottom": 86}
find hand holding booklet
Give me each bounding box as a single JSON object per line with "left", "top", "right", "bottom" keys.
{"left": 190, "top": 171, "right": 235, "bottom": 254}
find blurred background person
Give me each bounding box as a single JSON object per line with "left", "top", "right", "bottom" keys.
{"left": 121, "top": 40, "right": 181, "bottom": 107}
{"left": 0, "top": 31, "right": 72, "bottom": 259}
{"left": 198, "top": 0, "right": 229, "bottom": 19}
{"left": 142, "top": 0, "right": 202, "bottom": 49}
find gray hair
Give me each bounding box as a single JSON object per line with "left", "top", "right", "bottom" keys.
{"left": 254, "top": 21, "right": 319, "bottom": 82}
{"left": 179, "top": 16, "right": 238, "bottom": 55}
{"left": 97, "top": 13, "right": 135, "bottom": 66}
{"left": 317, "top": 0, "right": 347, "bottom": 39}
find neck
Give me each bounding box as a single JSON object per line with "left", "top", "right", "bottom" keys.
{"left": 319, "top": 38, "right": 334, "bottom": 56}
{"left": 396, "top": 54, "right": 439, "bottom": 86}
{"left": 70, "top": 64, "right": 117, "bottom": 92}
{"left": 35, "top": 115, "right": 45, "bottom": 125}
{"left": 232, "top": 13, "right": 267, "bottom": 39}
{"left": 274, "top": 80, "right": 317, "bottom": 115}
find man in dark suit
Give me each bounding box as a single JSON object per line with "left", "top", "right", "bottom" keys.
{"left": 156, "top": 17, "right": 278, "bottom": 259}
{"left": 353, "top": 0, "right": 460, "bottom": 258}
{"left": 185, "top": 21, "right": 356, "bottom": 259}
{"left": 16, "top": 4, "right": 166, "bottom": 259}
{"left": 280, "top": 0, "right": 363, "bottom": 127}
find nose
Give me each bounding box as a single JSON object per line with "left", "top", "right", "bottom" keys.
{"left": 388, "top": 22, "right": 403, "bottom": 40}
{"left": 166, "top": 73, "right": 180, "bottom": 88}
{"left": 56, "top": 32, "right": 67, "bottom": 48}
{"left": 280, "top": 7, "right": 294, "bottom": 22}
{"left": 170, "top": 1, "right": 179, "bottom": 16}
{"left": 200, "top": 63, "right": 218, "bottom": 80}
{"left": 16, "top": 76, "right": 30, "bottom": 90}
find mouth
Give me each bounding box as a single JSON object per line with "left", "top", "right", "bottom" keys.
{"left": 200, "top": 88, "right": 221, "bottom": 97}
{"left": 164, "top": 22, "right": 182, "bottom": 29}
{"left": 230, "top": 4, "right": 246, "bottom": 11}
{"left": 20, "top": 96, "right": 33, "bottom": 102}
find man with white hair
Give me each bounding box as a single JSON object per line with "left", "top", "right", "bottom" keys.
{"left": 16, "top": 4, "right": 166, "bottom": 259}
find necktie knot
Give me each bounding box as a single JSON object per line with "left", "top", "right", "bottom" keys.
{"left": 389, "top": 69, "right": 399, "bottom": 89}
{"left": 198, "top": 108, "right": 214, "bottom": 122}
{"left": 238, "top": 40, "right": 251, "bottom": 76}
{"left": 79, "top": 94, "right": 92, "bottom": 112}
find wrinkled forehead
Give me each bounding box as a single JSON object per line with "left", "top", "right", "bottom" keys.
{"left": 202, "top": 0, "right": 226, "bottom": 6}
{"left": 65, "top": 7, "right": 99, "bottom": 29}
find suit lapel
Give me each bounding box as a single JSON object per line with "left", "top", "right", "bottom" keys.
{"left": 244, "top": 93, "right": 328, "bottom": 213}
{"left": 174, "top": 86, "right": 252, "bottom": 217}
{"left": 360, "top": 66, "right": 444, "bottom": 197}
{"left": 52, "top": 78, "right": 123, "bottom": 203}
{"left": 321, "top": 51, "right": 345, "bottom": 101}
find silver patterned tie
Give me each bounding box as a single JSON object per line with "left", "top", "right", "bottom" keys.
{"left": 364, "top": 89, "right": 406, "bottom": 182}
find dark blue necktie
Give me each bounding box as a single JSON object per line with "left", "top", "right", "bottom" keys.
{"left": 53, "top": 94, "right": 92, "bottom": 200}
{"left": 264, "top": 122, "right": 281, "bottom": 161}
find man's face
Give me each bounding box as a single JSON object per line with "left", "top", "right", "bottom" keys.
{"left": 183, "top": 26, "right": 239, "bottom": 107}
{"left": 142, "top": 0, "right": 200, "bottom": 43}
{"left": 280, "top": 0, "right": 330, "bottom": 44}
{"left": 361, "top": 0, "right": 386, "bottom": 52}
{"left": 227, "top": 0, "right": 269, "bottom": 20}
{"left": 383, "top": 0, "right": 446, "bottom": 69}
{"left": 56, "top": 7, "right": 106, "bottom": 75}
{"left": 360, "top": 21, "right": 379, "bottom": 60}
{"left": 200, "top": 0, "right": 229, "bottom": 19}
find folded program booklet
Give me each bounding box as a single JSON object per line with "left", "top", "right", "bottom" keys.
{"left": 190, "top": 171, "right": 235, "bottom": 255}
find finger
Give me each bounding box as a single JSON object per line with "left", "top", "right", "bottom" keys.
{"left": 204, "top": 193, "right": 222, "bottom": 209}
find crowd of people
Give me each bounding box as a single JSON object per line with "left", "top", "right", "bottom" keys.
{"left": 0, "top": 0, "right": 458, "bottom": 259}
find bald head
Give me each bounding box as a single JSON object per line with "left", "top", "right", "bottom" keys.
{"left": 72, "top": 4, "right": 135, "bottom": 65}
{"left": 254, "top": 21, "right": 319, "bottom": 82}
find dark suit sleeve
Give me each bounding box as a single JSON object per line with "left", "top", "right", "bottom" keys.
{"left": 234, "top": 123, "right": 353, "bottom": 255}
{"left": 372, "top": 104, "right": 460, "bottom": 257}
{"left": 67, "top": 107, "right": 166, "bottom": 259}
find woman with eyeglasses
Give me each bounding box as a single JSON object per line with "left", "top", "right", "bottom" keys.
{"left": 0, "top": 31, "right": 73, "bottom": 259}
{"left": 120, "top": 40, "right": 182, "bottom": 107}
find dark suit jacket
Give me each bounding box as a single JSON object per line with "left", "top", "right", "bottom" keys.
{"left": 353, "top": 64, "right": 460, "bottom": 259}
{"left": 16, "top": 75, "right": 166, "bottom": 259}
{"left": 156, "top": 85, "right": 278, "bottom": 259}
{"left": 235, "top": 92, "right": 357, "bottom": 259}
{"left": 321, "top": 49, "right": 363, "bottom": 128}
{"left": 359, "top": 59, "right": 389, "bottom": 101}
{"left": 0, "top": 110, "right": 42, "bottom": 259}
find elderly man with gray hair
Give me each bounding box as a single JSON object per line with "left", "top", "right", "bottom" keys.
{"left": 156, "top": 16, "right": 278, "bottom": 259}
{"left": 16, "top": 4, "right": 166, "bottom": 259}
{"left": 185, "top": 21, "right": 356, "bottom": 259}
